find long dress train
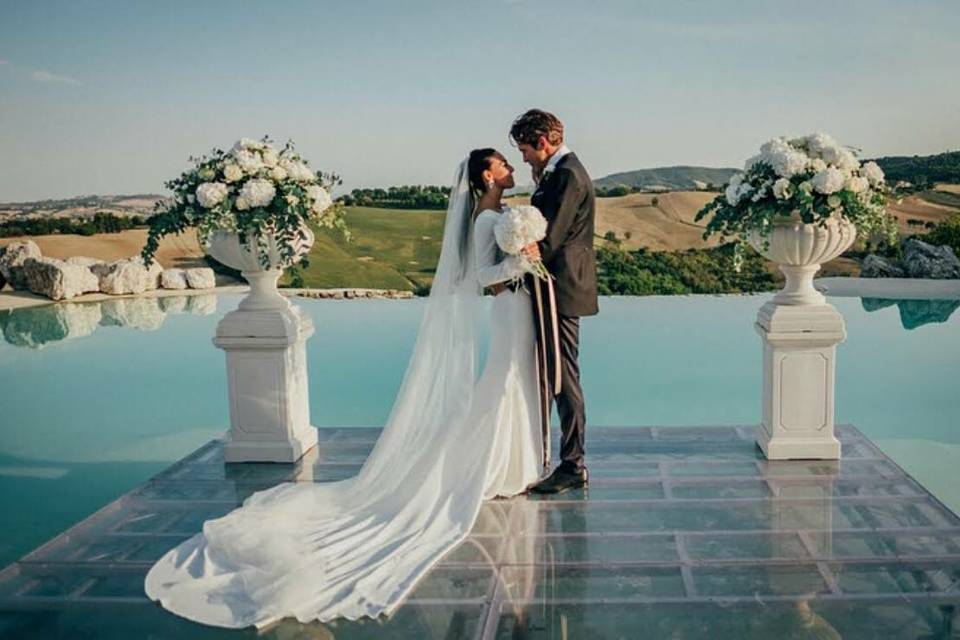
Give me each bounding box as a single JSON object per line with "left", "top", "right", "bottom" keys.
{"left": 144, "top": 206, "right": 542, "bottom": 628}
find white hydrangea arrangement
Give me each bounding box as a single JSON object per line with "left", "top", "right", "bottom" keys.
{"left": 142, "top": 136, "right": 348, "bottom": 269}
{"left": 493, "top": 204, "right": 551, "bottom": 281}
{"left": 695, "top": 133, "right": 897, "bottom": 271}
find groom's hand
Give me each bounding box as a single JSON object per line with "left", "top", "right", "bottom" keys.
{"left": 521, "top": 243, "right": 541, "bottom": 259}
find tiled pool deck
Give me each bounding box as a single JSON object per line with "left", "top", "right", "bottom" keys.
{"left": 1, "top": 425, "right": 958, "bottom": 639}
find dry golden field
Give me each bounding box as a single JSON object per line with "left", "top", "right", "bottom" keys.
{"left": 4, "top": 188, "right": 957, "bottom": 282}
{"left": 0, "top": 228, "right": 205, "bottom": 269}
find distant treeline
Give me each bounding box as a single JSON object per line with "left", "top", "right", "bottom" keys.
{"left": 0, "top": 212, "right": 145, "bottom": 238}
{"left": 874, "top": 151, "right": 960, "bottom": 187}
{"left": 596, "top": 243, "right": 777, "bottom": 296}
{"left": 338, "top": 185, "right": 451, "bottom": 210}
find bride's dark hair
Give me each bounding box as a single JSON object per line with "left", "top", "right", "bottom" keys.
{"left": 467, "top": 148, "right": 504, "bottom": 201}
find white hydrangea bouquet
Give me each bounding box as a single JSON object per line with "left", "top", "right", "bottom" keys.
{"left": 695, "top": 132, "right": 898, "bottom": 270}
{"left": 141, "top": 136, "right": 349, "bottom": 268}
{"left": 493, "top": 204, "right": 551, "bottom": 281}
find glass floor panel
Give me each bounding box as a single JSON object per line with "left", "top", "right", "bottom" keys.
{"left": 1, "top": 424, "right": 958, "bottom": 639}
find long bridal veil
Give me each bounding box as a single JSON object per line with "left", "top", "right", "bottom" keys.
{"left": 145, "top": 160, "right": 494, "bottom": 628}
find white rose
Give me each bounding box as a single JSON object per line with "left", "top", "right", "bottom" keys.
{"left": 223, "top": 163, "right": 243, "bottom": 183}
{"left": 811, "top": 167, "right": 846, "bottom": 194}
{"left": 238, "top": 178, "right": 276, "bottom": 208}
{"left": 231, "top": 138, "right": 262, "bottom": 153}
{"left": 285, "top": 194, "right": 300, "bottom": 206}
{"left": 827, "top": 195, "right": 842, "bottom": 209}
{"left": 725, "top": 185, "right": 740, "bottom": 206}
{"left": 759, "top": 138, "right": 809, "bottom": 178}
{"left": 233, "top": 149, "right": 264, "bottom": 175}
{"left": 306, "top": 185, "right": 333, "bottom": 213}
{"left": 261, "top": 147, "right": 279, "bottom": 168}
{"left": 772, "top": 178, "right": 793, "bottom": 200}
{"left": 235, "top": 196, "right": 250, "bottom": 211}
{"left": 861, "top": 161, "right": 885, "bottom": 186}
{"left": 799, "top": 181, "right": 813, "bottom": 194}
{"left": 804, "top": 132, "right": 839, "bottom": 158}
{"left": 195, "top": 182, "right": 228, "bottom": 208}
{"left": 845, "top": 176, "right": 869, "bottom": 193}
{"left": 280, "top": 159, "right": 315, "bottom": 183}
{"left": 270, "top": 166, "right": 288, "bottom": 181}
{"left": 808, "top": 158, "right": 827, "bottom": 172}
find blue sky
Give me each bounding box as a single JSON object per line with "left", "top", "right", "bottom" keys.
{"left": 1, "top": 0, "right": 958, "bottom": 201}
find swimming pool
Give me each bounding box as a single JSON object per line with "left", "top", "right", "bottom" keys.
{"left": 1, "top": 292, "right": 958, "bottom": 568}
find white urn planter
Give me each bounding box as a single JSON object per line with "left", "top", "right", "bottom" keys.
{"left": 206, "top": 226, "right": 318, "bottom": 463}
{"left": 207, "top": 226, "right": 314, "bottom": 311}
{"left": 750, "top": 215, "right": 857, "bottom": 461}
{"left": 748, "top": 214, "right": 857, "bottom": 306}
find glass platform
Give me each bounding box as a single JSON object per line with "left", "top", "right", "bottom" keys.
{"left": 1, "top": 425, "right": 958, "bottom": 639}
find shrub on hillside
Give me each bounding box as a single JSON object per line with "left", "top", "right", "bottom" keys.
{"left": 596, "top": 243, "right": 778, "bottom": 296}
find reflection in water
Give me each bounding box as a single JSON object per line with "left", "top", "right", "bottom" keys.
{"left": 861, "top": 297, "right": 960, "bottom": 330}
{"left": 1, "top": 294, "right": 217, "bottom": 349}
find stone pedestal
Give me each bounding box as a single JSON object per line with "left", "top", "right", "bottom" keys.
{"left": 755, "top": 301, "right": 845, "bottom": 460}
{"left": 213, "top": 303, "right": 318, "bottom": 463}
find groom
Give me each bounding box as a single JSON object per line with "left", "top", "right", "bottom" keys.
{"left": 510, "top": 109, "right": 598, "bottom": 494}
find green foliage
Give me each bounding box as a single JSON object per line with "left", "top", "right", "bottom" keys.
{"left": 0, "top": 212, "right": 141, "bottom": 238}
{"left": 338, "top": 185, "right": 450, "bottom": 209}
{"left": 603, "top": 230, "right": 619, "bottom": 243}
{"left": 922, "top": 214, "right": 960, "bottom": 257}
{"left": 874, "top": 150, "right": 960, "bottom": 187}
{"left": 595, "top": 185, "right": 633, "bottom": 198}
{"left": 596, "top": 244, "right": 777, "bottom": 296}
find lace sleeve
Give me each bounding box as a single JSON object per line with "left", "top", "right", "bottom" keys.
{"left": 473, "top": 211, "right": 527, "bottom": 288}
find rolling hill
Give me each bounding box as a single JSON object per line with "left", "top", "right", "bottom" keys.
{"left": 594, "top": 166, "right": 738, "bottom": 191}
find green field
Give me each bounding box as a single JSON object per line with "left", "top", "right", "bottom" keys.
{"left": 281, "top": 206, "right": 445, "bottom": 290}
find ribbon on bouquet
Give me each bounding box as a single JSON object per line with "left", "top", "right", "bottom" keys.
{"left": 528, "top": 272, "right": 562, "bottom": 472}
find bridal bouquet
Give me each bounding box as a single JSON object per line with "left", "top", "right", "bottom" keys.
{"left": 695, "top": 132, "right": 897, "bottom": 270}
{"left": 141, "top": 136, "right": 349, "bottom": 268}
{"left": 493, "top": 204, "right": 551, "bottom": 281}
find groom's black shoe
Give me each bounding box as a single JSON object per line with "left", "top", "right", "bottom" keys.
{"left": 529, "top": 466, "right": 588, "bottom": 494}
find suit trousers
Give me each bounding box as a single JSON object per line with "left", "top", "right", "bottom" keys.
{"left": 556, "top": 315, "right": 586, "bottom": 472}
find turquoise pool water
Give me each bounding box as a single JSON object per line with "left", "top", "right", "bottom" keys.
{"left": 0, "top": 292, "right": 958, "bottom": 568}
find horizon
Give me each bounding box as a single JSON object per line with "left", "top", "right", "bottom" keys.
{"left": 2, "top": 1, "right": 959, "bottom": 201}
{"left": 3, "top": 147, "right": 960, "bottom": 206}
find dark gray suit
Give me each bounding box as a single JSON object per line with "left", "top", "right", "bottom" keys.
{"left": 531, "top": 152, "right": 598, "bottom": 473}
{"left": 532, "top": 153, "right": 599, "bottom": 317}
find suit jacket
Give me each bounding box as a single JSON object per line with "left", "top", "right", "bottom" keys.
{"left": 531, "top": 152, "right": 599, "bottom": 317}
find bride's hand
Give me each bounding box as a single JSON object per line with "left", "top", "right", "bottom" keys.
{"left": 521, "top": 243, "right": 541, "bottom": 259}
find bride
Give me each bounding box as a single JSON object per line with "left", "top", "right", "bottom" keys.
{"left": 144, "top": 149, "right": 545, "bottom": 628}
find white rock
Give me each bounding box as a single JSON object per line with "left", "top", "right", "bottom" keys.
{"left": 22, "top": 257, "right": 100, "bottom": 301}
{"left": 144, "top": 259, "right": 164, "bottom": 291}
{"left": 161, "top": 268, "right": 188, "bottom": 290}
{"left": 91, "top": 257, "right": 152, "bottom": 295}
{"left": 185, "top": 268, "right": 216, "bottom": 289}
{"left": 66, "top": 256, "right": 107, "bottom": 269}
{"left": 0, "top": 240, "right": 42, "bottom": 289}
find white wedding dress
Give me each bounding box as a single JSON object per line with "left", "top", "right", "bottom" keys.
{"left": 144, "top": 163, "right": 543, "bottom": 629}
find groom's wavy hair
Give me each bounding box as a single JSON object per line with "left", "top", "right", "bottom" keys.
{"left": 509, "top": 109, "right": 564, "bottom": 148}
